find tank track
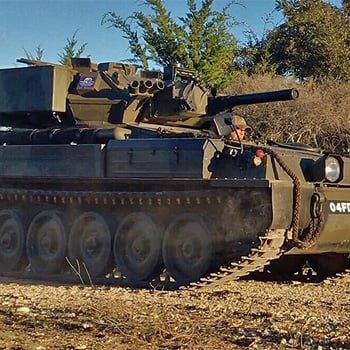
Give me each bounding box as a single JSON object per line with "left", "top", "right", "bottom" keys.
{"left": 188, "top": 229, "right": 286, "bottom": 290}
{"left": 324, "top": 269, "right": 350, "bottom": 284}
{"left": 0, "top": 186, "right": 287, "bottom": 290}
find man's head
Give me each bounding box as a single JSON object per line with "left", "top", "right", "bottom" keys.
{"left": 228, "top": 115, "right": 251, "bottom": 141}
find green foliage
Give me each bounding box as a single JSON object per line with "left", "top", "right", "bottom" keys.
{"left": 23, "top": 45, "right": 44, "bottom": 61}
{"left": 226, "top": 74, "right": 350, "bottom": 153}
{"left": 233, "top": 9, "right": 279, "bottom": 77}
{"left": 102, "top": 0, "right": 239, "bottom": 89}
{"left": 343, "top": 0, "right": 350, "bottom": 16}
{"left": 234, "top": 35, "right": 277, "bottom": 76}
{"left": 58, "top": 31, "right": 88, "bottom": 66}
{"left": 265, "top": 0, "right": 350, "bottom": 81}
{"left": 238, "top": 0, "right": 350, "bottom": 81}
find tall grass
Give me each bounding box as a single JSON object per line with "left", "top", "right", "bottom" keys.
{"left": 225, "top": 75, "right": 350, "bottom": 153}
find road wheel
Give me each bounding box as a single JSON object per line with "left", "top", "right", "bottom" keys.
{"left": 68, "top": 212, "right": 112, "bottom": 278}
{"left": 0, "top": 210, "right": 26, "bottom": 272}
{"left": 162, "top": 214, "right": 213, "bottom": 285}
{"left": 113, "top": 212, "right": 163, "bottom": 283}
{"left": 27, "top": 210, "right": 67, "bottom": 274}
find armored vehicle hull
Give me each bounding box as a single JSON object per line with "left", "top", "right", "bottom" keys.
{"left": 0, "top": 59, "right": 349, "bottom": 289}
{"left": 0, "top": 136, "right": 349, "bottom": 288}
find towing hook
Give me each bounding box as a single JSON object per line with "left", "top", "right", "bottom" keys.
{"left": 311, "top": 192, "right": 326, "bottom": 218}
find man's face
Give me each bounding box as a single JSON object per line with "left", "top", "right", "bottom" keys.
{"left": 229, "top": 127, "right": 245, "bottom": 141}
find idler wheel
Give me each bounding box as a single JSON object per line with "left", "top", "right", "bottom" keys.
{"left": 27, "top": 211, "right": 67, "bottom": 274}
{"left": 113, "top": 212, "right": 163, "bottom": 283}
{"left": 0, "top": 210, "right": 26, "bottom": 272}
{"left": 162, "top": 214, "right": 213, "bottom": 285}
{"left": 68, "top": 212, "right": 112, "bottom": 278}
{"left": 308, "top": 253, "right": 350, "bottom": 278}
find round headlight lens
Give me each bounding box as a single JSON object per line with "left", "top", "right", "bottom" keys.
{"left": 325, "top": 156, "right": 341, "bottom": 182}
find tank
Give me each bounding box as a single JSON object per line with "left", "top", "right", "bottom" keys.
{"left": 0, "top": 57, "right": 349, "bottom": 289}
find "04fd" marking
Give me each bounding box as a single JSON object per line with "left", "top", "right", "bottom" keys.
{"left": 329, "top": 201, "right": 350, "bottom": 213}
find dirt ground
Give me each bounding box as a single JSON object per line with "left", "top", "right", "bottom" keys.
{"left": 0, "top": 277, "right": 349, "bottom": 350}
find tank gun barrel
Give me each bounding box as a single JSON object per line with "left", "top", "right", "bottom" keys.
{"left": 207, "top": 88, "right": 299, "bottom": 115}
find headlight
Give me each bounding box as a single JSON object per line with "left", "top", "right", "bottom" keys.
{"left": 310, "top": 154, "right": 343, "bottom": 183}
{"left": 325, "top": 156, "right": 341, "bottom": 182}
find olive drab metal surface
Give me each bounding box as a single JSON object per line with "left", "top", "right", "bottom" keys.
{"left": 0, "top": 64, "right": 73, "bottom": 113}
{"left": 0, "top": 57, "right": 349, "bottom": 289}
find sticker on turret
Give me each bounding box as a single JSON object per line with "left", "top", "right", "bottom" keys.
{"left": 78, "top": 76, "right": 96, "bottom": 88}
{"left": 329, "top": 201, "right": 350, "bottom": 213}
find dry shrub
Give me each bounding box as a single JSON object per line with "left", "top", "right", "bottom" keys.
{"left": 224, "top": 75, "right": 350, "bottom": 153}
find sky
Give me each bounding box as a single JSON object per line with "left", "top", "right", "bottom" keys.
{"left": 0, "top": 0, "right": 343, "bottom": 69}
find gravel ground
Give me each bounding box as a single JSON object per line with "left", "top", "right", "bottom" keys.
{"left": 0, "top": 277, "right": 349, "bottom": 350}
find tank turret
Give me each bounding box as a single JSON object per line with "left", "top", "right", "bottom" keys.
{"left": 0, "top": 58, "right": 298, "bottom": 134}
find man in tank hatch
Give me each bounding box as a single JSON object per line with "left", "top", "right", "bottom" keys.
{"left": 227, "top": 114, "right": 252, "bottom": 141}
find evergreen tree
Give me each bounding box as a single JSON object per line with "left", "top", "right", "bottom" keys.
{"left": 58, "top": 31, "right": 88, "bottom": 66}
{"left": 23, "top": 45, "right": 44, "bottom": 61}
{"left": 102, "top": 0, "right": 239, "bottom": 89}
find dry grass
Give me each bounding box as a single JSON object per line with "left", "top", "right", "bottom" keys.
{"left": 0, "top": 279, "right": 349, "bottom": 349}
{"left": 225, "top": 75, "right": 350, "bottom": 152}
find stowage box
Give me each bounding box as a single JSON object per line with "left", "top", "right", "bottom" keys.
{"left": 0, "top": 144, "right": 104, "bottom": 177}
{"left": 0, "top": 65, "right": 73, "bottom": 113}
{"left": 106, "top": 138, "right": 222, "bottom": 179}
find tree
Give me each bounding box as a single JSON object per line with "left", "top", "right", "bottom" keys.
{"left": 232, "top": 9, "right": 279, "bottom": 76}
{"left": 234, "top": 33, "right": 277, "bottom": 76}
{"left": 58, "top": 31, "right": 88, "bottom": 66}
{"left": 102, "top": 0, "right": 239, "bottom": 89}
{"left": 343, "top": 0, "right": 350, "bottom": 16}
{"left": 263, "top": 0, "right": 350, "bottom": 81}
{"left": 23, "top": 45, "right": 44, "bottom": 61}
